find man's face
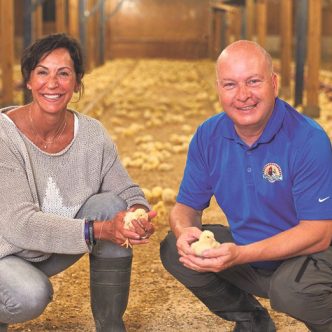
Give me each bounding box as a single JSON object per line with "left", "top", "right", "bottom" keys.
{"left": 216, "top": 49, "right": 278, "bottom": 136}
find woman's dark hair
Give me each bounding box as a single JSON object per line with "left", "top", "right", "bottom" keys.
{"left": 21, "top": 33, "right": 85, "bottom": 98}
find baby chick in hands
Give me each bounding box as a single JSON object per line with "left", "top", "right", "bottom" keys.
{"left": 122, "top": 208, "right": 149, "bottom": 248}
{"left": 191, "top": 230, "right": 221, "bottom": 256}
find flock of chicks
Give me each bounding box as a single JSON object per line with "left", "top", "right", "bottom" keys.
{"left": 121, "top": 134, "right": 191, "bottom": 172}
{"left": 71, "top": 59, "right": 219, "bottom": 226}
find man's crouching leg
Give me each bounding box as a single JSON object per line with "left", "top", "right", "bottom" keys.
{"left": 160, "top": 227, "right": 276, "bottom": 332}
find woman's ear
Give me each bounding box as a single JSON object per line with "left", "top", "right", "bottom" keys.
{"left": 27, "top": 83, "right": 32, "bottom": 90}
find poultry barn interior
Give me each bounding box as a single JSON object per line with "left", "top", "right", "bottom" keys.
{"left": 1, "top": 0, "right": 332, "bottom": 331}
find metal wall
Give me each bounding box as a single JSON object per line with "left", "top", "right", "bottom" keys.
{"left": 105, "top": 0, "right": 210, "bottom": 59}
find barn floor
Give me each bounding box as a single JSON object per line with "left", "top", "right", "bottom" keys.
{"left": 9, "top": 58, "right": 332, "bottom": 332}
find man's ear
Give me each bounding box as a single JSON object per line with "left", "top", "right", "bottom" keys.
{"left": 272, "top": 72, "right": 279, "bottom": 97}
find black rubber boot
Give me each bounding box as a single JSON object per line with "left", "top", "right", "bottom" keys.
{"left": 188, "top": 278, "right": 276, "bottom": 332}
{"left": 90, "top": 256, "right": 132, "bottom": 332}
{"left": 0, "top": 323, "right": 7, "bottom": 332}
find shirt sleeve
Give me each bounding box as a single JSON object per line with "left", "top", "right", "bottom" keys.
{"left": 292, "top": 129, "right": 332, "bottom": 220}
{"left": 177, "top": 126, "right": 213, "bottom": 210}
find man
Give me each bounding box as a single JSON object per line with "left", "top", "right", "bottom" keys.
{"left": 160, "top": 40, "right": 332, "bottom": 332}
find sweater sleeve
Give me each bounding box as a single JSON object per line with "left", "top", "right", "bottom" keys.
{"left": 99, "top": 126, "right": 150, "bottom": 209}
{"left": 0, "top": 137, "right": 89, "bottom": 255}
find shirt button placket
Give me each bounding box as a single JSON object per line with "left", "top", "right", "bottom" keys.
{"left": 246, "top": 150, "right": 254, "bottom": 185}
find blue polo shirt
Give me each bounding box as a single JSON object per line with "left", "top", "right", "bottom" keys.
{"left": 177, "top": 98, "right": 332, "bottom": 269}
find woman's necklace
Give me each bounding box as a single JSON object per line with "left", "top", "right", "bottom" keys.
{"left": 29, "top": 106, "right": 67, "bottom": 149}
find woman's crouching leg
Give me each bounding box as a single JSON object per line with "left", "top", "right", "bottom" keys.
{"left": 76, "top": 191, "right": 128, "bottom": 222}
{"left": 0, "top": 256, "right": 53, "bottom": 324}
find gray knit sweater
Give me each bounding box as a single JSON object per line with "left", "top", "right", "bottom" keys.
{"left": 0, "top": 106, "right": 148, "bottom": 262}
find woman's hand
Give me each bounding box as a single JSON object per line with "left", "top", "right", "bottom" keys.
{"left": 127, "top": 209, "right": 157, "bottom": 241}
{"left": 94, "top": 209, "right": 157, "bottom": 247}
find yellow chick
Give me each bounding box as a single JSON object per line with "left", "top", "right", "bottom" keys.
{"left": 122, "top": 208, "right": 148, "bottom": 248}
{"left": 191, "top": 230, "right": 221, "bottom": 256}
{"left": 151, "top": 186, "right": 163, "bottom": 203}
{"left": 161, "top": 188, "right": 176, "bottom": 204}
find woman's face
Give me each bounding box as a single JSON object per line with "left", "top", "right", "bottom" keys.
{"left": 27, "top": 48, "right": 79, "bottom": 114}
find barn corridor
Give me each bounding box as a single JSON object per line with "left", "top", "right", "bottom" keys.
{"left": 9, "top": 57, "right": 332, "bottom": 331}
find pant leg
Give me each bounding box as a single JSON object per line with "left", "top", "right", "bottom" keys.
{"left": 32, "top": 253, "right": 83, "bottom": 277}
{"left": 0, "top": 256, "right": 53, "bottom": 324}
{"left": 269, "top": 248, "right": 332, "bottom": 330}
{"left": 210, "top": 225, "right": 272, "bottom": 299}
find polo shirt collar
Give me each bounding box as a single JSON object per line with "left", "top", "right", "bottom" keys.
{"left": 221, "top": 97, "right": 286, "bottom": 147}
{"left": 257, "top": 97, "right": 285, "bottom": 144}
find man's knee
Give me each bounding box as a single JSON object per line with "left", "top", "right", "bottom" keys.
{"left": 76, "top": 192, "right": 127, "bottom": 221}
{"left": 160, "top": 231, "right": 180, "bottom": 272}
{"left": 160, "top": 232, "right": 206, "bottom": 287}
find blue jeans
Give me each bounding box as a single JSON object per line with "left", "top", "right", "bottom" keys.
{"left": 0, "top": 192, "right": 131, "bottom": 324}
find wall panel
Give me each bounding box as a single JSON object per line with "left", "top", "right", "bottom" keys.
{"left": 106, "top": 0, "right": 210, "bottom": 59}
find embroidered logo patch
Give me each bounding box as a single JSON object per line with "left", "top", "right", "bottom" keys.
{"left": 262, "top": 163, "right": 283, "bottom": 183}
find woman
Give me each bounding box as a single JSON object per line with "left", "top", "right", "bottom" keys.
{"left": 0, "top": 33, "right": 155, "bottom": 332}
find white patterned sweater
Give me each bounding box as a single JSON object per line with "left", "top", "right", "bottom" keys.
{"left": 0, "top": 107, "right": 148, "bottom": 262}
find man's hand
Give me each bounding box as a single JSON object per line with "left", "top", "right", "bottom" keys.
{"left": 179, "top": 242, "right": 240, "bottom": 273}
{"left": 176, "top": 226, "right": 202, "bottom": 257}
